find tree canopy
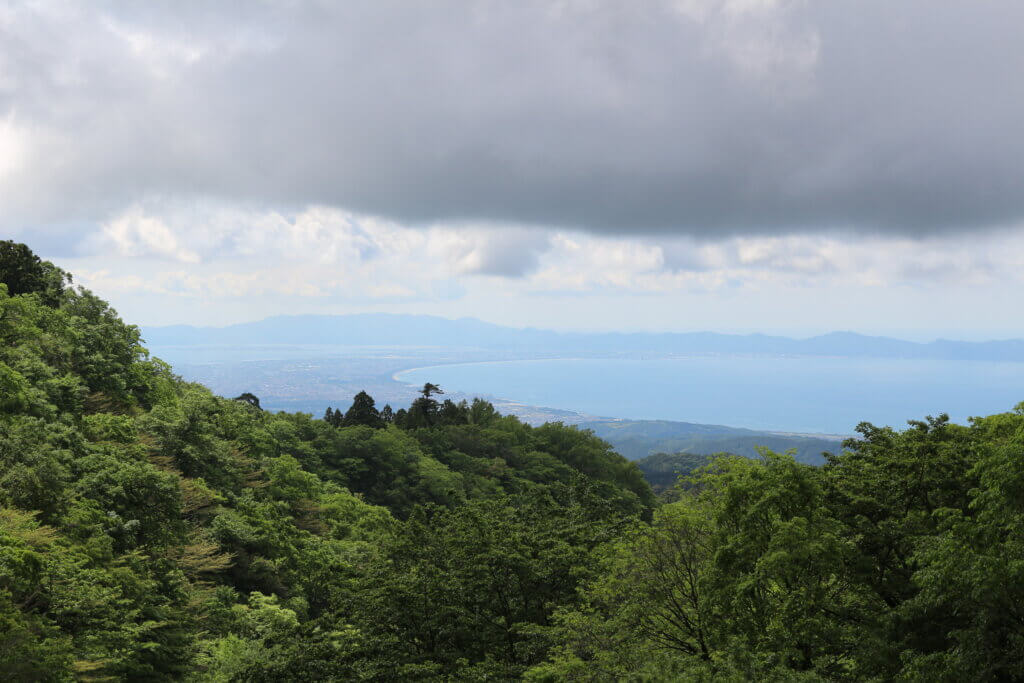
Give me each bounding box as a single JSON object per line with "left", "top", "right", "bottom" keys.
{"left": 0, "top": 240, "right": 70, "bottom": 306}
{"left": 2, "top": 242, "right": 1024, "bottom": 680}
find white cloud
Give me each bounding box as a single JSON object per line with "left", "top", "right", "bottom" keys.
{"left": 75, "top": 203, "right": 1024, "bottom": 306}
{"left": 73, "top": 269, "right": 164, "bottom": 295}
{"left": 50, "top": 203, "right": 1024, "bottom": 337}
{"left": 0, "top": 113, "right": 28, "bottom": 181}
{"left": 101, "top": 207, "right": 201, "bottom": 263}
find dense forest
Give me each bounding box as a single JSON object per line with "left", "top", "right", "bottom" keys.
{"left": 633, "top": 453, "right": 715, "bottom": 496}
{"left": 3, "top": 241, "right": 1024, "bottom": 681}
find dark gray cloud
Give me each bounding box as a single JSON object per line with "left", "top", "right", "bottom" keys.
{"left": 3, "top": 0, "right": 1024, "bottom": 238}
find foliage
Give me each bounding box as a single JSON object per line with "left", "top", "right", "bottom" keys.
{"left": 0, "top": 240, "right": 71, "bottom": 306}
{"left": 0, "top": 244, "right": 656, "bottom": 680}
{"left": 3, "top": 242, "right": 1024, "bottom": 680}
{"left": 632, "top": 451, "right": 715, "bottom": 497}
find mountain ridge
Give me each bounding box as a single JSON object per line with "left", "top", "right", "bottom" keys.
{"left": 143, "top": 313, "right": 1024, "bottom": 361}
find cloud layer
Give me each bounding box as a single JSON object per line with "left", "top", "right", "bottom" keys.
{"left": 72, "top": 203, "right": 1024, "bottom": 303}
{"left": 4, "top": 1, "right": 1024, "bottom": 237}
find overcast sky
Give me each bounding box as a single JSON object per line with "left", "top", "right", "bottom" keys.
{"left": 3, "top": 1, "right": 1024, "bottom": 338}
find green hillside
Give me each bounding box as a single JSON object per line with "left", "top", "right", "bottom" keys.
{"left": 583, "top": 418, "right": 840, "bottom": 464}
{"left": 4, "top": 242, "right": 1024, "bottom": 680}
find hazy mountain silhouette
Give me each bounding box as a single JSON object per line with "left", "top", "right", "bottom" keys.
{"left": 144, "top": 314, "right": 1024, "bottom": 361}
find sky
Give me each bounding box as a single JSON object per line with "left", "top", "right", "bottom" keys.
{"left": 3, "top": 1, "right": 1024, "bottom": 339}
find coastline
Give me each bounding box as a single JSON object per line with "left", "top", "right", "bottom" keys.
{"left": 391, "top": 356, "right": 600, "bottom": 383}
{"left": 393, "top": 358, "right": 605, "bottom": 426}
{"left": 392, "top": 358, "right": 850, "bottom": 439}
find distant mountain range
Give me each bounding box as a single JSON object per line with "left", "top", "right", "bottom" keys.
{"left": 144, "top": 313, "right": 1024, "bottom": 361}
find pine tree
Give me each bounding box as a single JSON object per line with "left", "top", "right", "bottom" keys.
{"left": 344, "top": 391, "right": 384, "bottom": 428}
{"left": 408, "top": 383, "right": 444, "bottom": 427}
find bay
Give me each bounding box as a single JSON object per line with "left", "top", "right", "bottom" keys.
{"left": 396, "top": 356, "right": 1024, "bottom": 435}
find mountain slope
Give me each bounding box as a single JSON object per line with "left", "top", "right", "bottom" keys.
{"left": 0, "top": 245, "right": 655, "bottom": 679}
{"left": 582, "top": 419, "right": 839, "bottom": 464}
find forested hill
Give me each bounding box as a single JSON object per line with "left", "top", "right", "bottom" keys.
{"left": 0, "top": 242, "right": 653, "bottom": 679}
{"left": 581, "top": 419, "right": 838, "bottom": 464}
{"left": 145, "top": 313, "right": 1024, "bottom": 361}
{"left": 5, "top": 241, "right": 1024, "bottom": 680}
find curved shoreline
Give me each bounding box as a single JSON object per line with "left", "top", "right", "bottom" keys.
{"left": 392, "top": 353, "right": 1024, "bottom": 438}
{"left": 391, "top": 357, "right": 594, "bottom": 384}
{"left": 391, "top": 358, "right": 853, "bottom": 439}
{"left": 392, "top": 358, "right": 619, "bottom": 427}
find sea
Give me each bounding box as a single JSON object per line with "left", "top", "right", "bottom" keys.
{"left": 396, "top": 356, "right": 1024, "bottom": 435}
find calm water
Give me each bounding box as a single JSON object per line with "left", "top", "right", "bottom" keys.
{"left": 396, "top": 357, "right": 1024, "bottom": 434}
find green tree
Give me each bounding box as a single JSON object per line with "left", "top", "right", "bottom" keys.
{"left": 343, "top": 391, "right": 384, "bottom": 428}
{"left": 233, "top": 392, "right": 262, "bottom": 410}
{"left": 894, "top": 406, "right": 1024, "bottom": 680}
{"left": 822, "top": 414, "right": 975, "bottom": 676}
{"left": 406, "top": 383, "right": 444, "bottom": 428}
{"left": 0, "top": 241, "right": 70, "bottom": 306}
{"left": 536, "top": 453, "right": 880, "bottom": 680}
{"left": 354, "top": 491, "right": 627, "bottom": 678}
